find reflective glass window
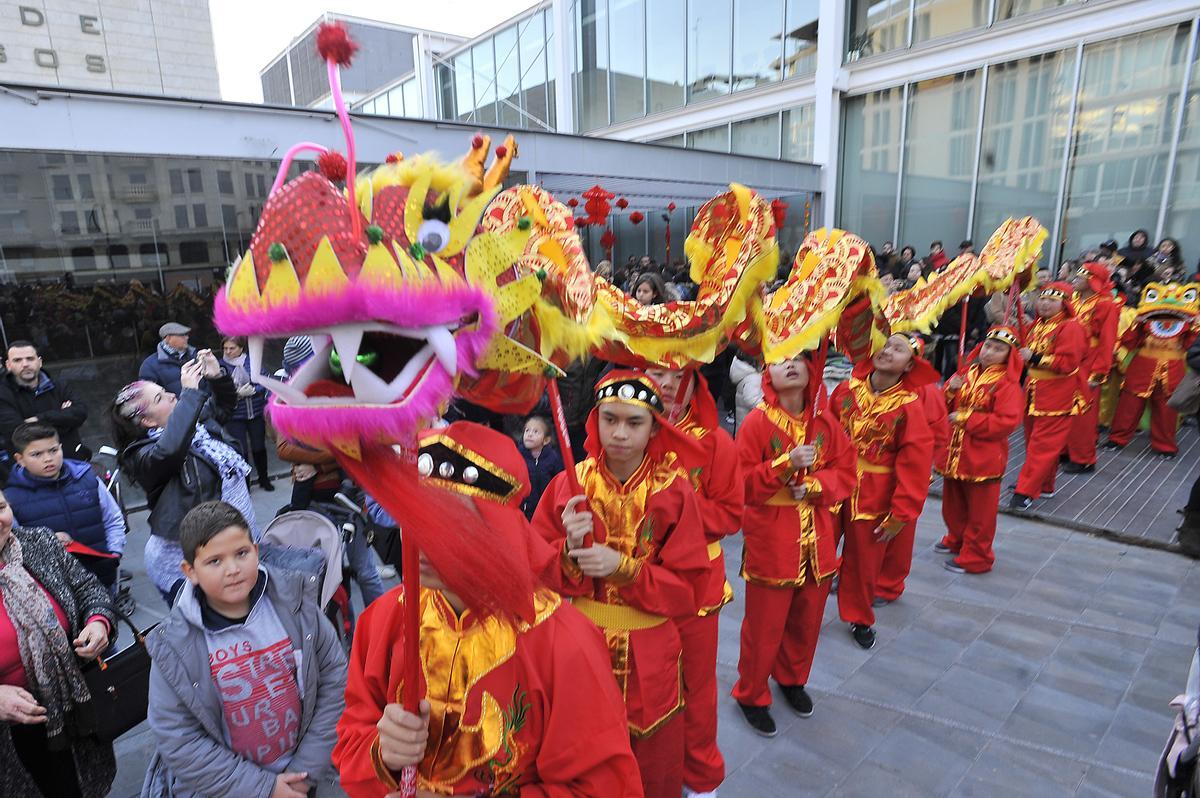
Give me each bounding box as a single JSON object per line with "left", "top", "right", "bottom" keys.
{"left": 1062, "top": 25, "right": 1189, "bottom": 257}
{"left": 473, "top": 40, "right": 498, "bottom": 125}
{"left": 651, "top": 134, "right": 686, "bottom": 147}
{"left": 1166, "top": 28, "right": 1200, "bottom": 262}
{"left": 838, "top": 88, "right": 903, "bottom": 247}
{"left": 846, "top": 0, "right": 910, "bottom": 61}
{"left": 193, "top": 203, "right": 208, "bottom": 227}
{"left": 688, "top": 124, "right": 730, "bottom": 152}
{"left": 174, "top": 205, "right": 189, "bottom": 228}
{"left": 78, "top": 174, "right": 94, "bottom": 200}
{"left": 687, "top": 0, "right": 732, "bottom": 103}
{"left": 784, "top": 0, "right": 819, "bottom": 78}
{"left": 646, "top": 0, "right": 685, "bottom": 114}
{"left": 217, "top": 170, "right": 233, "bottom": 194}
{"left": 782, "top": 104, "right": 815, "bottom": 161}
{"left": 731, "top": 113, "right": 781, "bottom": 157}
{"left": 995, "top": 0, "right": 1070, "bottom": 22}
{"left": 386, "top": 86, "right": 402, "bottom": 116}
{"left": 974, "top": 50, "right": 1074, "bottom": 246}
{"left": 732, "top": 0, "right": 782, "bottom": 91}
{"left": 519, "top": 11, "right": 551, "bottom": 130}
{"left": 402, "top": 79, "right": 420, "bottom": 118}
{"left": 454, "top": 52, "right": 474, "bottom": 122}
{"left": 495, "top": 27, "right": 523, "bottom": 127}
{"left": 899, "top": 70, "right": 981, "bottom": 249}
{"left": 575, "top": 0, "right": 610, "bottom": 131}
{"left": 52, "top": 175, "right": 73, "bottom": 200}
{"left": 436, "top": 63, "right": 456, "bottom": 119}
{"left": 609, "top": 0, "right": 646, "bottom": 123}
{"left": 911, "top": 0, "right": 989, "bottom": 46}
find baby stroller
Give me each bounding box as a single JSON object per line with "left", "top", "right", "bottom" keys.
{"left": 258, "top": 508, "right": 353, "bottom": 650}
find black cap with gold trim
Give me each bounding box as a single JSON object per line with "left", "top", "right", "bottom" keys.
{"left": 985, "top": 326, "right": 1020, "bottom": 348}
{"left": 416, "top": 422, "right": 528, "bottom": 508}
{"left": 594, "top": 370, "right": 665, "bottom": 414}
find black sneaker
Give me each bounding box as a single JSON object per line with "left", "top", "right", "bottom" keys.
{"left": 943, "top": 559, "right": 967, "bottom": 574}
{"left": 259, "top": 478, "right": 276, "bottom": 492}
{"left": 1009, "top": 493, "right": 1033, "bottom": 510}
{"left": 1102, "top": 440, "right": 1124, "bottom": 450}
{"left": 932, "top": 542, "right": 954, "bottom": 554}
{"left": 779, "top": 684, "right": 814, "bottom": 717}
{"left": 1062, "top": 461, "right": 1094, "bottom": 474}
{"left": 737, "top": 702, "right": 777, "bottom": 737}
{"left": 850, "top": 623, "right": 876, "bottom": 649}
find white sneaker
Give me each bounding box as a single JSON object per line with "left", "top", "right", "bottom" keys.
{"left": 378, "top": 564, "right": 397, "bottom": 578}
{"left": 686, "top": 791, "right": 718, "bottom": 798}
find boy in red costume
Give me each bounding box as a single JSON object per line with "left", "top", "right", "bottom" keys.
{"left": 1106, "top": 282, "right": 1200, "bottom": 457}
{"left": 875, "top": 337, "right": 948, "bottom": 605}
{"left": 831, "top": 334, "right": 937, "bottom": 650}
{"left": 534, "top": 371, "right": 709, "bottom": 798}
{"left": 1011, "top": 283, "right": 1087, "bottom": 509}
{"left": 641, "top": 366, "right": 741, "bottom": 798}
{"left": 1063, "top": 263, "right": 1120, "bottom": 473}
{"left": 334, "top": 421, "right": 642, "bottom": 798}
{"left": 935, "top": 326, "right": 1025, "bottom": 573}
{"left": 732, "top": 350, "right": 856, "bottom": 737}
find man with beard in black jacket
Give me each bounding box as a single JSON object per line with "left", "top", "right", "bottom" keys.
{"left": 0, "top": 340, "right": 88, "bottom": 461}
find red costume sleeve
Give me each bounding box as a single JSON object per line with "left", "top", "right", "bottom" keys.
{"left": 694, "top": 428, "right": 743, "bottom": 542}
{"left": 920, "top": 384, "right": 950, "bottom": 469}
{"left": 737, "top": 409, "right": 795, "bottom": 506}
{"left": 808, "top": 415, "right": 858, "bottom": 508}
{"left": 531, "top": 472, "right": 593, "bottom": 597}
{"left": 886, "top": 400, "right": 934, "bottom": 524}
{"left": 962, "top": 378, "right": 1024, "bottom": 440}
{"left": 1041, "top": 319, "right": 1086, "bottom": 374}
{"left": 1087, "top": 301, "right": 1120, "bottom": 380}
{"left": 616, "top": 477, "right": 709, "bottom": 617}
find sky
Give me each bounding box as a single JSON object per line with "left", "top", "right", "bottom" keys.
{"left": 208, "top": 0, "right": 536, "bottom": 103}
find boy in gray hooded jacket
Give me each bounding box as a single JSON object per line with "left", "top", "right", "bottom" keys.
{"left": 142, "top": 501, "right": 347, "bottom": 798}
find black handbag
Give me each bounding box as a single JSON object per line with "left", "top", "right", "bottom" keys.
{"left": 81, "top": 609, "right": 157, "bottom": 741}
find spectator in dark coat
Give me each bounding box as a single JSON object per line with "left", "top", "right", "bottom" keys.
{"left": 219, "top": 336, "right": 273, "bottom": 492}
{"left": 0, "top": 341, "right": 88, "bottom": 460}
{"left": 138, "top": 322, "right": 197, "bottom": 396}
{"left": 518, "top": 415, "right": 563, "bottom": 520}
{"left": 1118, "top": 229, "right": 1154, "bottom": 265}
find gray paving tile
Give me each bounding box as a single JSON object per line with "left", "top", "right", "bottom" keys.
{"left": 839, "top": 650, "right": 948, "bottom": 708}
{"left": 954, "top": 739, "right": 1087, "bottom": 797}
{"left": 1000, "top": 682, "right": 1120, "bottom": 758}
{"left": 1074, "top": 764, "right": 1156, "bottom": 797}
{"left": 912, "top": 663, "right": 1026, "bottom": 732}
{"left": 833, "top": 716, "right": 985, "bottom": 796}
{"left": 1078, "top": 591, "right": 1168, "bottom": 637}
{"left": 957, "top": 613, "right": 1067, "bottom": 684}
{"left": 1095, "top": 702, "right": 1176, "bottom": 772}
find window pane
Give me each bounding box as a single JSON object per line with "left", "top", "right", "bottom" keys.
{"left": 193, "top": 203, "right": 208, "bottom": 227}
{"left": 187, "top": 169, "right": 202, "bottom": 192}
{"left": 647, "top": 0, "right": 685, "bottom": 113}
{"left": 995, "top": 0, "right": 1069, "bottom": 22}
{"left": 837, "top": 88, "right": 903, "bottom": 247}
{"left": 912, "top": 0, "right": 989, "bottom": 46}
{"left": 495, "top": 27, "right": 523, "bottom": 126}
{"left": 784, "top": 0, "right": 818, "bottom": 77}
{"left": 974, "top": 50, "right": 1074, "bottom": 247}
{"left": 687, "top": 124, "right": 730, "bottom": 152}
{"left": 610, "top": 0, "right": 645, "bottom": 123}
{"left": 1062, "top": 25, "right": 1189, "bottom": 258}
{"left": 575, "top": 0, "right": 610, "bottom": 131}
{"left": 899, "top": 70, "right": 981, "bottom": 249}
{"left": 732, "top": 0, "right": 782, "bottom": 91}
{"left": 174, "top": 205, "right": 189, "bottom": 228}
{"left": 782, "top": 104, "right": 815, "bottom": 161}
{"left": 170, "top": 169, "right": 184, "bottom": 194}
{"left": 519, "top": 11, "right": 551, "bottom": 130}
{"left": 60, "top": 211, "right": 80, "bottom": 234}
{"left": 1166, "top": 30, "right": 1200, "bottom": 265}
{"left": 454, "top": 52, "right": 474, "bottom": 122}
{"left": 403, "top": 79, "right": 420, "bottom": 118}
{"left": 217, "top": 170, "right": 233, "bottom": 194}
{"left": 846, "top": 0, "right": 909, "bottom": 61}
{"left": 77, "top": 174, "right": 94, "bottom": 199}
{"left": 688, "top": 0, "right": 732, "bottom": 103}
{"left": 473, "top": 40, "right": 498, "bottom": 125}
{"left": 651, "top": 134, "right": 686, "bottom": 147}
{"left": 52, "top": 175, "right": 73, "bottom": 200}
{"left": 436, "top": 63, "right": 456, "bottom": 119}
{"left": 731, "top": 113, "right": 780, "bottom": 157}
{"left": 389, "top": 86, "right": 404, "bottom": 116}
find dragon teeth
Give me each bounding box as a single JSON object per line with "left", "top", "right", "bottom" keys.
{"left": 426, "top": 326, "right": 457, "bottom": 376}
{"left": 330, "top": 326, "right": 364, "bottom": 384}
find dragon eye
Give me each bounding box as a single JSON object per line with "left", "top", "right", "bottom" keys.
{"left": 1145, "top": 288, "right": 1159, "bottom": 303}
{"left": 1184, "top": 288, "right": 1198, "bottom": 304}
{"left": 417, "top": 219, "right": 451, "bottom": 254}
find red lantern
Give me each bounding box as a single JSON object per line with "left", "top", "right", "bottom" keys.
{"left": 771, "top": 198, "right": 789, "bottom": 231}
{"left": 616, "top": 197, "right": 629, "bottom": 210}
{"left": 582, "top": 184, "right": 615, "bottom": 227}
{"left": 567, "top": 198, "right": 579, "bottom": 208}
{"left": 574, "top": 217, "right": 587, "bottom": 228}
{"left": 667, "top": 202, "right": 677, "bottom": 212}
{"left": 629, "top": 211, "right": 644, "bottom": 225}
{"left": 600, "top": 227, "right": 615, "bottom": 260}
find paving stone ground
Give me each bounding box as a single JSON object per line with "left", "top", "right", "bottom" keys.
{"left": 109, "top": 481, "right": 1198, "bottom": 797}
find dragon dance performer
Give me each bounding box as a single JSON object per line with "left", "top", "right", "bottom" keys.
{"left": 1106, "top": 282, "right": 1200, "bottom": 457}
{"left": 875, "top": 337, "right": 948, "bottom": 605}
{"left": 334, "top": 421, "right": 642, "bottom": 798}
{"left": 1010, "top": 282, "right": 1087, "bottom": 510}
{"left": 731, "top": 350, "right": 855, "bottom": 735}
{"left": 935, "top": 327, "right": 1025, "bottom": 573}
{"left": 1063, "top": 263, "right": 1120, "bottom": 473}
{"left": 534, "top": 371, "right": 710, "bottom": 798}
{"left": 640, "top": 366, "right": 741, "bottom": 798}
{"left": 830, "top": 334, "right": 937, "bottom": 650}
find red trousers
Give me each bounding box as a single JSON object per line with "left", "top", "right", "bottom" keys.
{"left": 1066, "top": 385, "right": 1101, "bottom": 465}
{"left": 1015, "top": 415, "right": 1073, "bottom": 497}
{"left": 875, "top": 519, "right": 916, "bottom": 601}
{"left": 630, "top": 712, "right": 684, "bottom": 798}
{"left": 732, "top": 578, "right": 832, "bottom": 707}
{"left": 1109, "top": 388, "right": 1180, "bottom": 454}
{"left": 940, "top": 478, "right": 1001, "bottom": 573}
{"left": 837, "top": 509, "right": 897, "bottom": 627}
{"left": 677, "top": 612, "right": 724, "bottom": 792}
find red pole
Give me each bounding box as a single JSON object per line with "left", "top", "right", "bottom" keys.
{"left": 957, "top": 297, "right": 969, "bottom": 370}
{"left": 546, "top": 377, "right": 602, "bottom": 544}
{"left": 396, "top": 532, "right": 420, "bottom": 797}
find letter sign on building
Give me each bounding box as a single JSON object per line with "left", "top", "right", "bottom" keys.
{"left": 19, "top": 6, "right": 45, "bottom": 27}
{"left": 34, "top": 48, "right": 58, "bottom": 69}
{"left": 80, "top": 15, "right": 101, "bottom": 34}
{"left": 5, "top": 7, "right": 108, "bottom": 75}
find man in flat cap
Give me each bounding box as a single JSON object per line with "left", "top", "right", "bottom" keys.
{"left": 138, "top": 322, "right": 199, "bottom": 395}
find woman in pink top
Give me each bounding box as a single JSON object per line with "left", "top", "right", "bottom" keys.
{"left": 0, "top": 487, "right": 118, "bottom": 798}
